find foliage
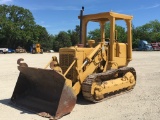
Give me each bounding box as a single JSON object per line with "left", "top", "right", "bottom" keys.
{"left": 0, "top": 5, "right": 35, "bottom": 49}
{"left": 53, "top": 31, "right": 71, "bottom": 52}
{"left": 67, "top": 25, "right": 80, "bottom": 46}
{"left": 88, "top": 20, "right": 160, "bottom": 49}
{"left": 88, "top": 23, "right": 126, "bottom": 43}
{"left": 72, "top": 25, "right": 80, "bottom": 45}
{"left": 88, "top": 29, "right": 101, "bottom": 41}
{"left": 52, "top": 25, "right": 80, "bottom": 52}
{"left": 133, "top": 20, "right": 160, "bottom": 45}
{"left": 0, "top": 5, "right": 52, "bottom": 51}
{"left": 1, "top": 4, "right": 160, "bottom": 51}
{"left": 32, "top": 25, "right": 52, "bottom": 51}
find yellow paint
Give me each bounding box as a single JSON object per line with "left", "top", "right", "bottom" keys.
{"left": 56, "top": 11, "right": 135, "bottom": 97}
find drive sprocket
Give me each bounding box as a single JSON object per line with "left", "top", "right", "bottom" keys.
{"left": 82, "top": 67, "right": 136, "bottom": 102}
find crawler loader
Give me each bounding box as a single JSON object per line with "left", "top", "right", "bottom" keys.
{"left": 31, "top": 43, "right": 43, "bottom": 54}
{"left": 11, "top": 8, "right": 136, "bottom": 119}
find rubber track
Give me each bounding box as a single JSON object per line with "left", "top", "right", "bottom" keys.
{"left": 81, "top": 67, "right": 136, "bottom": 102}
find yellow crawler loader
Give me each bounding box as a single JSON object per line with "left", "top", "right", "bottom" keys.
{"left": 32, "top": 43, "right": 43, "bottom": 54}
{"left": 11, "top": 8, "right": 136, "bottom": 119}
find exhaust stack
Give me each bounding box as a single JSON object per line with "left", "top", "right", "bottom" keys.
{"left": 79, "top": 6, "right": 84, "bottom": 44}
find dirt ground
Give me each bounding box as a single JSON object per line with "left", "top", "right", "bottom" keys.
{"left": 0, "top": 51, "right": 160, "bottom": 120}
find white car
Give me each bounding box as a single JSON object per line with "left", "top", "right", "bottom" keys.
{"left": 0, "top": 48, "right": 8, "bottom": 54}
{"left": 49, "top": 50, "right": 54, "bottom": 53}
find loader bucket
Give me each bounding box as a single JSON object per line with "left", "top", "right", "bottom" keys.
{"left": 11, "top": 66, "right": 77, "bottom": 119}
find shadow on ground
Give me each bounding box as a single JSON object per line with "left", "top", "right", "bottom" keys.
{"left": 0, "top": 98, "right": 34, "bottom": 115}
{"left": 76, "top": 92, "right": 95, "bottom": 105}
{"left": 0, "top": 93, "right": 95, "bottom": 119}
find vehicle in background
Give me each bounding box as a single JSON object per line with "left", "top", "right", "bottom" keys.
{"left": 151, "top": 42, "right": 160, "bottom": 51}
{"left": 31, "top": 43, "right": 43, "bottom": 54}
{"left": 15, "top": 46, "right": 26, "bottom": 53}
{"left": 0, "top": 48, "right": 8, "bottom": 54}
{"left": 8, "top": 48, "right": 15, "bottom": 53}
{"left": 138, "top": 40, "right": 153, "bottom": 51}
{"left": 49, "top": 50, "right": 54, "bottom": 53}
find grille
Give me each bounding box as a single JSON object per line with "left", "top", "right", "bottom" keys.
{"left": 60, "top": 53, "right": 76, "bottom": 81}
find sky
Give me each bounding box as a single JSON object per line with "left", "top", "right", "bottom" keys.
{"left": 0, "top": 0, "right": 160, "bottom": 35}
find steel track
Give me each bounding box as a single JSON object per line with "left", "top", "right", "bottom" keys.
{"left": 81, "top": 67, "right": 136, "bottom": 102}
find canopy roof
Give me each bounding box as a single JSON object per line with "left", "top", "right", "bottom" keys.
{"left": 79, "top": 12, "right": 133, "bottom": 22}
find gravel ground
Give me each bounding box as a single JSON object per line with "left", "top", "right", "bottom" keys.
{"left": 0, "top": 51, "right": 160, "bottom": 120}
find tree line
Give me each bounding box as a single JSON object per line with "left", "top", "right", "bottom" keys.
{"left": 0, "top": 5, "right": 160, "bottom": 52}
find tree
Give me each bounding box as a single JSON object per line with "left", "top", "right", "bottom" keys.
{"left": 88, "top": 23, "right": 126, "bottom": 44}
{"left": 133, "top": 20, "right": 160, "bottom": 44}
{"left": 147, "top": 20, "right": 160, "bottom": 42}
{"left": 53, "top": 31, "right": 71, "bottom": 51}
{"left": 49, "top": 34, "right": 55, "bottom": 50}
{"left": 88, "top": 28, "right": 101, "bottom": 41}
{"left": 67, "top": 25, "right": 80, "bottom": 46}
{"left": 31, "top": 25, "right": 52, "bottom": 51}
{"left": 0, "top": 5, "right": 35, "bottom": 49}
{"left": 0, "top": 5, "right": 53, "bottom": 52}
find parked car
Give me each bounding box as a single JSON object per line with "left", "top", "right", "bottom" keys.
{"left": 151, "top": 42, "right": 160, "bottom": 51}
{"left": 8, "top": 48, "right": 15, "bottom": 53}
{"left": 49, "top": 50, "right": 54, "bottom": 53}
{"left": 0, "top": 48, "right": 8, "bottom": 54}
{"left": 138, "top": 40, "right": 153, "bottom": 51}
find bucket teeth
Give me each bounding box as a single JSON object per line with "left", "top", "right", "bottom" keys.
{"left": 11, "top": 66, "right": 76, "bottom": 119}
{"left": 17, "top": 58, "right": 28, "bottom": 67}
